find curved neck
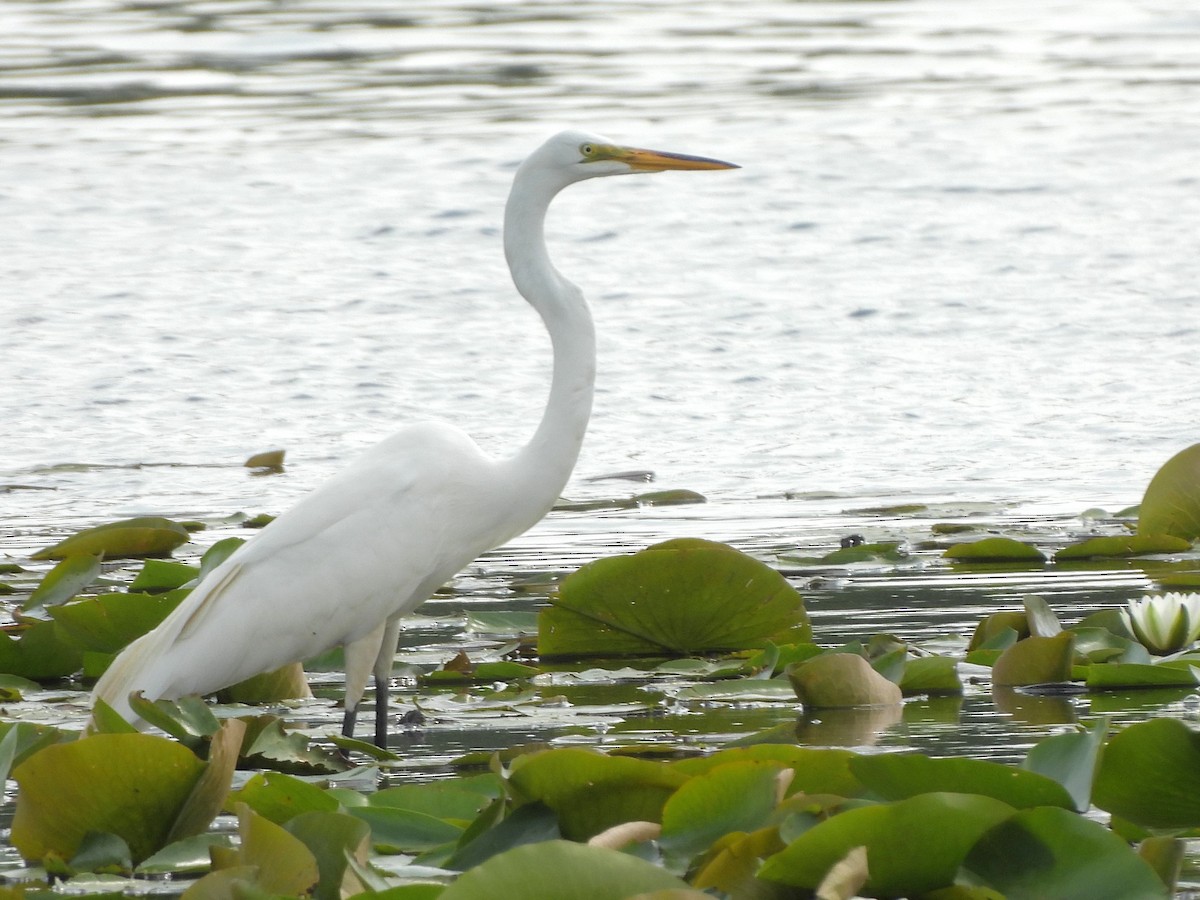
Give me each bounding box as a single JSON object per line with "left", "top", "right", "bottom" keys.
{"left": 499, "top": 164, "right": 596, "bottom": 527}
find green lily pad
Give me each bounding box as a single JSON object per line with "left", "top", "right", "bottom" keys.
{"left": 672, "top": 745, "right": 864, "bottom": 798}
{"left": 506, "top": 748, "right": 690, "bottom": 840}
{"left": 0, "top": 616, "right": 84, "bottom": 679}
{"left": 992, "top": 633, "right": 1075, "bottom": 686}
{"left": 787, "top": 653, "right": 903, "bottom": 708}
{"left": 1021, "top": 719, "right": 1106, "bottom": 812}
{"left": 216, "top": 662, "right": 311, "bottom": 704}
{"left": 25, "top": 553, "right": 103, "bottom": 612}
{"left": 11, "top": 733, "right": 207, "bottom": 864}
{"left": 1093, "top": 718, "right": 1200, "bottom": 829}
{"left": 50, "top": 589, "right": 187, "bottom": 655}
{"left": 438, "top": 840, "right": 694, "bottom": 900}
{"left": 184, "top": 803, "right": 320, "bottom": 898}
{"left": 945, "top": 537, "right": 1046, "bottom": 563}
{"left": 244, "top": 449, "right": 286, "bottom": 469}
{"left": 538, "top": 539, "right": 810, "bottom": 659}
{"left": 899, "top": 655, "right": 963, "bottom": 696}
{"left": 758, "top": 792, "right": 1016, "bottom": 896}
{"left": 968, "top": 611, "right": 1030, "bottom": 651}
{"left": 659, "top": 760, "right": 788, "bottom": 862}
{"left": 285, "top": 810, "right": 371, "bottom": 898}
{"left": 1138, "top": 443, "right": 1200, "bottom": 541}
{"left": 128, "top": 559, "right": 199, "bottom": 593}
{"left": 348, "top": 805, "right": 465, "bottom": 853}
{"left": 1085, "top": 662, "right": 1200, "bottom": 690}
{"left": 227, "top": 772, "right": 340, "bottom": 824}
{"left": 1054, "top": 534, "right": 1192, "bottom": 561}
{"left": 31, "top": 517, "right": 190, "bottom": 561}
{"left": 963, "top": 806, "right": 1168, "bottom": 899}
{"left": 850, "top": 753, "right": 1073, "bottom": 810}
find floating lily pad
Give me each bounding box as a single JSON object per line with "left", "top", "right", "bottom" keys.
{"left": 1138, "top": 443, "right": 1200, "bottom": 541}
{"left": 673, "top": 745, "right": 863, "bottom": 798}
{"left": 850, "top": 753, "right": 1073, "bottom": 810}
{"left": 0, "top": 616, "right": 84, "bottom": 679}
{"left": 1093, "top": 718, "right": 1200, "bottom": 829}
{"left": 969, "top": 611, "right": 1030, "bottom": 651}
{"left": 25, "top": 553, "right": 103, "bottom": 612}
{"left": 787, "top": 652, "right": 903, "bottom": 708}
{"left": 991, "top": 633, "right": 1075, "bottom": 686}
{"left": 899, "top": 655, "right": 963, "bottom": 696}
{"left": 216, "top": 662, "right": 311, "bottom": 704}
{"left": 50, "top": 589, "right": 187, "bottom": 655}
{"left": 758, "top": 792, "right": 1016, "bottom": 896}
{"left": 438, "top": 840, "right": 693, "bottom": 900}
{"left": 185, "top": 803, "right": 320, "bottom": 898}
{"left": 244, "top": 449, "right": 286, "bottom": 469}
{"left": 539, "top": 539, "right": 810, "bottom": 659}
{"left": 506, "top": 748, "right": 689, "bottom": 840}
{"left": 963, "top": 806, "right": 1168, "bottom": 899}
{"left": 11, "top": 733, "right": 207, "bottom": 864}
{"left": 227, "top": 772, "right": 340, "bottom": 825}
{"left": 659, "top": 760, "right": 788, "bottom": 862}
{"left": 32, "top": 517, "right": 190, "bottom": 561}
{"left": 1085, "top": 662, "right": 1200, "bottom": 690}
{"left": 1021, "top": 719, "right": 1106, "bottom": 812}
{"left": 945, "top": 537, "right": 1046, "bottom": 563}
{"left": 1053, "top": 534, "right": 1192, "bottom": 561}
{"left": 129, "top": 559, "right": 199, "bottom": 593}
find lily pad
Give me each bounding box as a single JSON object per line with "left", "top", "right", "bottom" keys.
{"left": 672, "top": 745, "right": 863, "bottom": 798}
{"left": 244, "top": 449, "right": 286, "bottom": 469}
{"left": 659, "top": 760, "right": 788, "bottom": 862}
{"left": 438, "top": 840, "right": 693, "bottom": 900}
{"left": 1138, "top": 443, "right": 1200, "bottom": 541}
{"left": 945, "top": 538, "right": 1046, "bottom": 563}
{"left": 24, "top": 553, "right": 103, "bottom": 612}
{"left": 850, "top": 753, "right": 1074, "bottom": 810}
{"left": 968, "top": 611, "right": 1030, "bottom": 651}
{"left": 991, "top": 633, "right": 1075, "bottom": 686}
{"left": 1021, "top": 719, "right": 1106, "bottom": 812}
{"left": 1085, "top": 662, "right": 1200, "bottom": 690}
{"left": 128, "top": 559, "right": 199, "bottom": 593}
{"left": 899, "top": 655, "right": 963, "bottom": 696}
{"left": 1093, "top": 718, "right": 1200, "bottom": 829}
{"left": 1053, "top": 534, "right": 1192, "bottom": 561}
{"left": 963, "top": 806, "right": 1168, "bottom": 899}
{"left": 11, "top": 733, "right": 207, "bottom": 864}
{"left": 227, "top": 772, "right": 340, "bottom": 824}
{"left": 758, "top": 792, "right": 1016, "bottom": 896}
{"left": 539, "top": 539, "right": 810, "bottom": 659}
{"left": 50, "top": 589, "right": 187, "bottom": 655}
{"left": 787, "top": 653, "right": 903, "bottom": 708}
{"left": 506, "top": 748, "right": 690, "bottom": 840}
{"left": 32, "top": 517, "right": 190, "bottom": 561}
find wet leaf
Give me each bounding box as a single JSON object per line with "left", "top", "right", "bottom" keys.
{"left": 50, "top": 589, "right": 187, "bottom": 655}
{"left": 1139, "top": 443, "right": 1200, "bottom": 541}
{"left": 758, "top": 792, "right": 1016, "bottom": 895}
{"left": 899, "top": 655, "right": 963, "bottom": 696}
{"left": 227, "top": 771, "right": 339, "bottom": 825}
{"left": 963, "top": 806, "right": 1168, "bottom": 898}
{"left": 128, "top": 559, "right": 198, "bottom": 593}
{"left": 539, "top": 539, "right": 810, "bottom": 659}
{"left": 850, "top": 753, "right": 1074, "bottom": 810}
{"left": 1085, "top": 662, "right": 1200, "bottom": 689}
{"left": 506, "top": 748, "right": 690, "bottom": 840}
{"left": 1093, "top": 718, "right": 1200, "bottom": 829}
{"left": 1021, "top": 718, "right": 1106, "bottom": 812}
{"left": 24, "top": 553, "right": 103, "bottom": 612}
{"left": 438, "top": 839, "right": 693, "bottom": 900}
{"left": 991, "top": 632, "right": 1075, "bottom": 686}
{"left": 1053, "top": 534, "right": 1191, "bottom": 561}
{"left": 659, "top": 760, "right": 788, "bottom": 862}
{"left": 944, "top": 537, "right": 1046, "bottom": 563}
{"left": 31, "top": 517, "right": 190, "bottom": 561}
{"left": 11, "top": 733, "right": 206, "bottom": 865}
{"left": 787, "top": 652, "right": 903, "bottom": 708}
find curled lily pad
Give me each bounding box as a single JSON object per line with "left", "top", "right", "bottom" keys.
{"left": 969, "top": 611, "right": 1030, "bottom": 651}
{"left": 244, "top": 449, "right": 286, "bottom": 469}
{"left": 787, "top": 652, "right": 903, "bottom": 708}
{"left": 963, "top": 806, "right": 1168, "bottom": 899}
{"left": 24, "top": 553, "right": 103, "bottom": 612}
{"left": 1053, "top": 534, "right": 1191, "bottom": 561}
{"left": 1139, "top": 443, "right": 1200, "bottom": 541}
{"left": 11, "top": 733, "right": 207, "bottom": 864}
{"left": 538, "top": 539, "right": 810, "bottom": 659}
{"left": 129, "top": 560, "right": 199, "bottom": 593}
{"left": 944, "top": 537, "right": 1046, "bottom": 563}
{"left": 991, "top": 633, "right": 1075, "bottom": 687}
{"left": 32, "top": 517, "right": 190, "bottom": 561}
{"left": 1093, "top": 718, "right": 1200, "bottom": 829}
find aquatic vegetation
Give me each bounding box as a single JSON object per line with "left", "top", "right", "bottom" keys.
{"left": 1139, "top": 442, "right": 1200, "bottom": 541}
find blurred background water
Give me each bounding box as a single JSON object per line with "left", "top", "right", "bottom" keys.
{"left": 3, "top": 0, "right": 1197, "bottom": 540}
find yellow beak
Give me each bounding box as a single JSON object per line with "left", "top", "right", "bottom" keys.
{"left": 609, "top": 146, "right": 739, "bottom": 172}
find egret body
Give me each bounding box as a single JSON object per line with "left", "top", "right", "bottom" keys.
{"left": 91, "top": 131, "right": 737, "bottom": 746}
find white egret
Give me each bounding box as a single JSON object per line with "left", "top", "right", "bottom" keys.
{"left": 90, "top": 130, "right": 737, "bottom": 746}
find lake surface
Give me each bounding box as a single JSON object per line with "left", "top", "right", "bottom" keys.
{"left": 2, "top": 0, "right": 1200, "bottom": 887}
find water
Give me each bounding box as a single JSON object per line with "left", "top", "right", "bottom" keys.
{"left": 2, "top": 0, "right": 1200, "bottom": 884}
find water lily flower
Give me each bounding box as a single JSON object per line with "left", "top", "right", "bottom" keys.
{"left": 1121, "top": 592, "right": 1200, "bottom": 655}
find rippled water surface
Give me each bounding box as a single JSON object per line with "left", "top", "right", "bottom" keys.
{"left": 2, "top": 0, "right": 1200, "bottom": 882}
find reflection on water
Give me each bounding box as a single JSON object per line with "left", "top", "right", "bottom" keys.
{"left": 2, "top": 0, "right": 1200, "bottom": 883}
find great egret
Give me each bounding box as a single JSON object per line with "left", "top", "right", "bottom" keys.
{"left": 91, "top": 130, "right": 738, "bottom": 746}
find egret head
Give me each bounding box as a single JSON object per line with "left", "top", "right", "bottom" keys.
{"left": 522, "top": 130, "right": 739, "bottom": 190}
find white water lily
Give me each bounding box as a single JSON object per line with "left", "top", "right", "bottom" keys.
{"left": 1121, "top": 592, "right": 1200, "bottom": 655}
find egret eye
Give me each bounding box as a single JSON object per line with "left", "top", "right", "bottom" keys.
{"left": 580, "top": 143, "right": 595, "bottom": 157}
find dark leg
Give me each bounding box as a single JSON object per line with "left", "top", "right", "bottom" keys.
{"left": 342, "top": 703, "right": 359, "bottom": 738}
{"left": 374, "top": 676, "right": 389, "bottom": 748}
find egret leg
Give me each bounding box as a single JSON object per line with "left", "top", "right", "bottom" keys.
{"left": 371, "top": 617, "right": 403, "bottom": 748}
{"left": 342, "top": 623, "right": 387, "bottom": 739}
